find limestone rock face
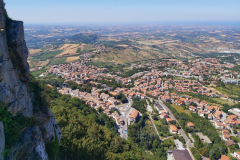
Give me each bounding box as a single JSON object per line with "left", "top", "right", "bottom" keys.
{"left": 38, "top": 108, "right": 61, "bottom": 143}
{"left": 0, "top": 27, "right": 33, "bottom": 117}
{"left": 0, "top": 0, "right": 61, "bottom": 159}
{"left": 7, "top": 20, "right": 30, "bottom": 83}
{"left": 8, "top": 126, "right": 48, "bottom": 160}
{"left": 0, "top": 121, "right": 5, "bottom": 160}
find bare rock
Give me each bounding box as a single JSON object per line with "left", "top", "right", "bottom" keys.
{"left": 0, "top": 121, "right": 5, "bottom": 160}
{"left": 6, "top": 20, "right": 30, "bottom": 83}
{"left": 8, "top": 126, "right": 48, "bottom": 160}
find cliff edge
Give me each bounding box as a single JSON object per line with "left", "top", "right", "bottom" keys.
{"left": 0, "top": 1, "right": 61, "bottom": 159}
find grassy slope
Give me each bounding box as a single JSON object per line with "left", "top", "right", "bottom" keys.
{"left": 31, "top": 68, "right": 47, "bottom": 77}
{"left": 49, "top": 57, "right": 68, "bottom": 66}
{"left": 216, "top": 84, "right": 240, "bottom": 97}
{"left": 32, "top": 50, "right": 63, "bottom": 60}
{"left": 171, "top": 104, "right": 192, "bottom": 116}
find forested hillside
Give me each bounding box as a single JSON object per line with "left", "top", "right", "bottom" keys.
{"left": 29, "top": 76, "right": 166, "bottom": 160}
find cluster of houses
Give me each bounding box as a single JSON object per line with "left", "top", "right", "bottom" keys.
{"left": 58, "top": 86, "right": 125, "bottom": 125}
{"left": 131, "top": 70, "right": 219, "bottom": 99}
{"left": 37, "top": 55, "right": 240, "bottom": 160}
{"left": 58, "top": 86, "right": 142, "bottom": 127}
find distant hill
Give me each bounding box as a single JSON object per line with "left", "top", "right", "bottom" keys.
{"left": 68, "top": 33, "right": 99, "bottom": 44}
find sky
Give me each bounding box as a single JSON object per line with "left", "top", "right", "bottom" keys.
{"left": 4, "top": 0, "right": 240, "bottom": 24}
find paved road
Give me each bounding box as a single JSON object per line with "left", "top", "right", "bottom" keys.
{"left": 156, "top": 100, "right": 194, "bottom": 149}
{"left": 157, "top": 100, "right": 176, "bottom": 121}
{"left": 116, "top": 96, "right": 133, "bottom": 140}
{"left": 156, "top": 100, "right": 212, "bottom": 160}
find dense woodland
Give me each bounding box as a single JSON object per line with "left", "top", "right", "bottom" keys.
{"left": 128, "top": 113, "right": 175, "bottom": 160}
{"left": 132, "top": 97, "right": 147, "bottom": 114}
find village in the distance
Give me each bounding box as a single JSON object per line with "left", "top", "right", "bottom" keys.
{"left": 28, "top": 24, "right": 240, "bottom": 160}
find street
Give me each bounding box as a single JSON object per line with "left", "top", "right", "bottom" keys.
{"left": 115, "top": 96, "right": 133, "bottom": 139}
{"left": 156, "top": 100, "right": 196, "bottom": 160}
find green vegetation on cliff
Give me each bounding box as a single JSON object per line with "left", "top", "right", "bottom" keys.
{"left": 0, "top": 103, "right": 36, "bottom": 155}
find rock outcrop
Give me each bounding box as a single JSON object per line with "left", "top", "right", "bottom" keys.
{"left": 8, "top": 126, "right": 48, "bottom": 160}
{"left": 0, "top": 1, "right": 61, "bottom": 159}
{"left": 0, "top": 121, "right": 5, "bottom": 160}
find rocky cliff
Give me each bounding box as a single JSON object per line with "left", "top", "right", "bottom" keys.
{"left": 0, "top": 1, "right": 61, "bottom": 159}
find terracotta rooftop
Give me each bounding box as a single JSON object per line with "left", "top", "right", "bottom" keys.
{"left": 170, "top": 125, "right": 178, "bottom": 132}
{"left": 187, "top": 122, "right": 194, "bottom": 127}
{"left": 166, "top": 118, "right": 172, "bottom": 122}
{"left": 130, "top": 110, "right": 139, "bottom": 119}
{"left": 220, "top": 155, "right": 229, "bottom": 160}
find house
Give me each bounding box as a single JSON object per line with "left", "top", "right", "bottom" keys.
{"left": 167, "top": 149, "right": 192, "bottom": 160}
{"left": 166, "top": 118, "right": 172, "bottom": 124}
{"left": 215, "top": 121, "right": 226, "bottom": 129}
{"left": 110, "top": 91, "right": 118, "bottom": 96}
{"left": 208, "top": 114, "right": 213, "bottom": 120}
{"left": 161, "top": 112, "right": 169, "bottom": 119}
{"left": 170, "top": 125, "right": 178, "bottom": 134}
{"left": 59, "top": 87, "right": 72, "bottom": 94}
{"left": 198, "top": 110, "right": 205, "bottom": 117}
{"left": 187, "top": 122, "right": 195, "bottom": 129}
{"left": 189, "top": 105, "right": 197, "bottom": 112}
{"left": 220, "top": 155, "right": 229, "bottom": 160}
{"left": 197, "top": 104, "right": 205, "bottom": 110}
{"left": 222, "top": 133, "right": 231, "bottom": 141}
{"left": 109, "top": 105, "right": 116, "bottom": 110}
{"left": 214, "top": 111, "right": 222, "bottom": 119}
{"left": 128, "top": 110, "right": 140, "bottom": 125}
{"left": 108, "top": 97, "right": 119, "bottom": 105}
{"left": 234, "top": 152, "right": 240, "bottom": 159}
{"left": 101, "top": 93, "right": 109, "bottom": 100}
{"left": 204, "top": 106, "right": 214, "bottom": 114}
{"left": 225, "top": 140, "right": 235, "bottom": 147}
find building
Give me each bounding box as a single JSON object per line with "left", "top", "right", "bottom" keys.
{"left": 215, "top": 121, "right": 226, "bottom": 129}
{"left": 187, "top": 122, "right": 195, "bottom": 129}
{"left": 220, "top": 155, "right": 229, "bottom": 160}
{"left": 222, "top": 133, "right": 231, "bottom": 141}
{"left": 128, "top": 110, "right": 140, "bottom": 125}
{"left": 108, "top": 97, "right": 119, "bottom": 105}
{"left": 189, "top": 105, "right": 197, "bottom": 112}
{"left": 170, "top": 125, "right": 178, "bottom": 134}
{"left": 234, "top": 152, "right": 240, "bottom": 159}
{"left": 225, "top": 140, "right": 235, "bottom": 147}
{"left": 166, "top": 118, "right": 172, "bottom": 124}
{"left": 167, "top": 149, "right": 192, "bottom": 160}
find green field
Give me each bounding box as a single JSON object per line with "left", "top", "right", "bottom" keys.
{"left": 214, "top": 98, "right": 235, "bottom": 106}
{"left": 49, "top": 57, "right": 68, "bottom": 66}
{"left": 171, "top": 104, "right": 192, "bottom": 116}
{"left": 216, "top": 84, "right": 240, "bottom": 97}
{"left": 33, "top": 50, "right": 63, "bottom": 60}
{"left": 31, "top": 68, "right": 47, "bottom": 77}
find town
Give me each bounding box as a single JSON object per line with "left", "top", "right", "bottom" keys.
{"left": 37, "top": 54, "right": 240, "bottom": 160}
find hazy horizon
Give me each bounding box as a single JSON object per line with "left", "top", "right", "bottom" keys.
{"left": 23, "top": 21, "right": 240, "bottom": 26}
{"left": 5, "top": 0, "right": 240, "bottom": 24}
